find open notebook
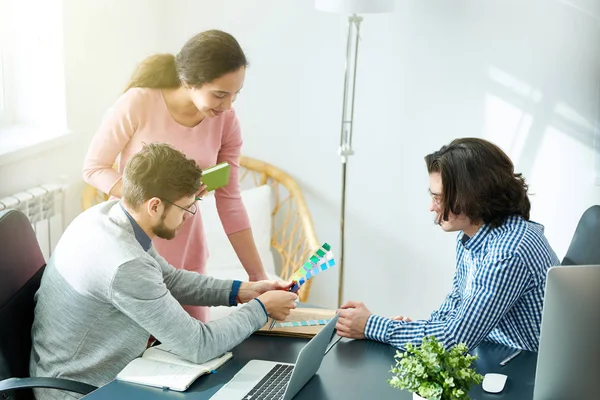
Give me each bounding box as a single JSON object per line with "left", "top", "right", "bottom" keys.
{"left": 116, "top": 344, "right": 232, "bottom": 391}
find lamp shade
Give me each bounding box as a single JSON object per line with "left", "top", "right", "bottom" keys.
{"left": 315, "top": 0, "right": 394, "bottom": 14}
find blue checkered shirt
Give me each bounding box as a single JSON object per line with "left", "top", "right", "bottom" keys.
{"left": 365, "top": 215, "right": 560, "bottom": 351}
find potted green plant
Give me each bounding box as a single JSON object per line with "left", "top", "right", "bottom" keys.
{"left": 388, "top": 336, "right": 483, "bottom": 400}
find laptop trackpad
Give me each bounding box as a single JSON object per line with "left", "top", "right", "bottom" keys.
{"left": 211, "top": 360, "right": 284, "bottom": 399}
{"left": 227, "top": 372, "right": 264, "bottom": 390}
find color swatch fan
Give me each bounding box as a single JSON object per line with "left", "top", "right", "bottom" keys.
{"left": 290, "top": 243, "right": 335, "bottom": 292}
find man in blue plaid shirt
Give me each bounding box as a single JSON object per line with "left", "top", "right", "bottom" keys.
{"left": 336, "top": 138, "right": 559, "bottom": 352}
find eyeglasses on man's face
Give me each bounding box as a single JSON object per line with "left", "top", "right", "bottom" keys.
{"left": 428, "top": 190, "right": 443, "bottom": 207}
{"left": 161, "top": 198, "right": 198, "bottom": 215}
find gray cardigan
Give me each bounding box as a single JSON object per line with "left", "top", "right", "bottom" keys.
{"left": 29, "top": 200, "right": 267, "bottom": 400}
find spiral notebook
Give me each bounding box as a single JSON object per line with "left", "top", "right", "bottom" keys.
{"left": 116, "top": 344, "right": 232, "bottom": 391}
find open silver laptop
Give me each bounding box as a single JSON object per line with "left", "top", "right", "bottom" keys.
{"left": 533, "top": 265, "right": 600, "bottom": 399}
{"left": 210, "top": 313, "right": 339, "bottom": 400}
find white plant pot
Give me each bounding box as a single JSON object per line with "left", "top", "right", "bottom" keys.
{"left": 413, "top": 393, "right": 428, "bottom": 400}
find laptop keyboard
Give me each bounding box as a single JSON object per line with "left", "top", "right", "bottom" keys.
{"left": 243, "top": 363, "right": 294, "bottom": 400}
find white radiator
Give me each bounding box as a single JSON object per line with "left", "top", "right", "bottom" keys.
{"left": 0, "top": 184, "right": 65, "bottom": 260}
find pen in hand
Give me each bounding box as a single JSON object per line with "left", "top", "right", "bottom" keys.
{"left": 268, "top": 280, "right": 298, "bottom": 331}
{"left": 499, "top": 349, "right": 522, "bottom": 366}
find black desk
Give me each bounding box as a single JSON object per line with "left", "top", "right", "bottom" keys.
{"left": 83, "top": 335, "right": 537, "bottom": 399}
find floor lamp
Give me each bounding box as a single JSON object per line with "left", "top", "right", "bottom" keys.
{"left": 314, "top": 0, "right": 395, "bottom": 307}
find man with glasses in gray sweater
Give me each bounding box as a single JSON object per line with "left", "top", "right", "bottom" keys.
{"left": 29, "top": 143, "right": 298, "bottom": 400}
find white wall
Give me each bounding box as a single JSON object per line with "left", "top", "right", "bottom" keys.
{"left": 0, "top": 0, "right": 168, "bottom": 224}
{"left": 60, "top": 0, "right": 171, "bottom": 224}
{"left": 163, "top": 0, "right": 600, "bottom": 318}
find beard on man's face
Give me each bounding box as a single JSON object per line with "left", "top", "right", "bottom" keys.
{"left": 152, "top": 223, "right": 177, "bottom": 240}
{"left": 152, "top": 214, "right": 182, "bottom": 240}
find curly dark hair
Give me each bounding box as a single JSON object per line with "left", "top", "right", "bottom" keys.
{"left": 424, "top": 138, "right": 530, "bottom": 227}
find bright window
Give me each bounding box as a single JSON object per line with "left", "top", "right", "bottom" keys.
{"left": 0, "top": 0, "right": 68, "bottom": 159}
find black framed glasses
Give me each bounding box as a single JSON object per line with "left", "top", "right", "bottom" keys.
{"left": 161, "top": 198, "right": 198, "bottom": 215}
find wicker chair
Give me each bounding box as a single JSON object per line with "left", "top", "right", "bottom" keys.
{"left": 81, "top": 156, "right": 319, "bottom": 302}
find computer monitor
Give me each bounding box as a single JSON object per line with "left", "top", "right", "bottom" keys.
{"left": 533, "top": 264, "right": 600, "bottom": 400}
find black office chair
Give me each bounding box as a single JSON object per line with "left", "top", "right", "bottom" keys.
{"left": 561, "top": 205, "right": 600, "bottom": 266}
{"left": 0, "top": 209, "right": 96, "bottom": 400}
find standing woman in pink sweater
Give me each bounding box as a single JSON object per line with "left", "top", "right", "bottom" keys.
{"left": 83, "top": 30, "right": 268, "bottom": 321}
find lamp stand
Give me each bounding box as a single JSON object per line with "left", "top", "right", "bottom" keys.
{"left": 338, "top": 14, "right": 362, "bottom": 307}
